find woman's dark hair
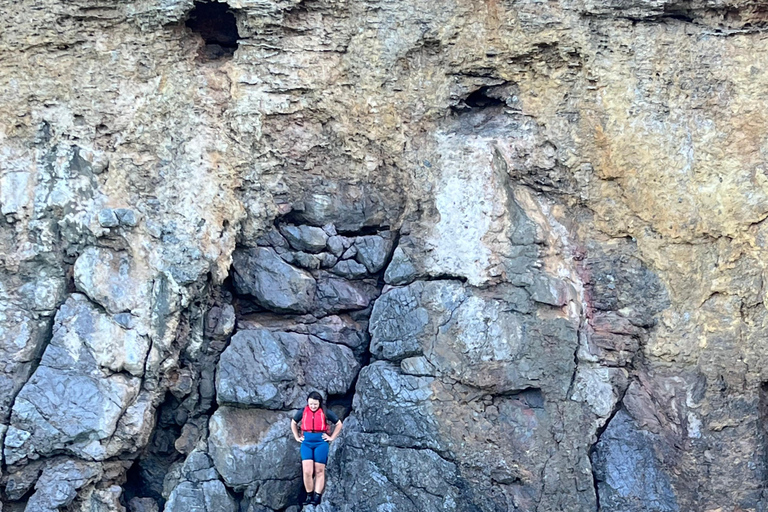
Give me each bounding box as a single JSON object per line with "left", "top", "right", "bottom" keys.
{"left": 307, "top": 391, "right": 324, "bottom": 409}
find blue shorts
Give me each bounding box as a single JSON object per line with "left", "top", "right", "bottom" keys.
{"left": 300, "top": 432, "right": 329, "bottom": 465}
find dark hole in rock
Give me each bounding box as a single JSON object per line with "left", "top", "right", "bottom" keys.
{"left": 122, "top": 392, "right": 184, "bottom": 508}
{"left": 462, "top": 86, "right": 505, "bottom": 109}
{"left": 185, "top": 1, "right": 240, "bottom": 60}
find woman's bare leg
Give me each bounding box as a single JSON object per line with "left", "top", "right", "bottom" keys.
{"left": 302, "top": 460, "right": 315, "bottom": 492}
{"left": 313, "top": 463, "right": 326, "bottom": 494}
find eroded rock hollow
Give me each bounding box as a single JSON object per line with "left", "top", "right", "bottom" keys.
{"left": 2, "top": 0, "right": 768, "bottom": 510}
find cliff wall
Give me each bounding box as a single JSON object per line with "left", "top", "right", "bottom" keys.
{"left": 2, "top": 0, "right": 768, "bottom": 510}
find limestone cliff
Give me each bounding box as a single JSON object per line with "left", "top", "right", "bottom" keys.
{"left": 1, "top": 0, "right": 768, "bottom": 511}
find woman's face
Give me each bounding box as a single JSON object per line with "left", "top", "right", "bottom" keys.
{"left": 308, "top": 398, "right": 320, "bottom": 412}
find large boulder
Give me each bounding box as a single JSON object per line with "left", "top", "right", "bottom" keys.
{"left": 325, "top": 362, "right": 597, "bottom": 512}
{"left": 314, "top": 272, "right": 379, "bottom": 315}
{"left": 163, "top": 449, "right": 238, "bottom": 512}
{"left": 328, "top": 433, "right": 462, "bottom": 512}
{"left": 216, "top": 329, "right": 360, "bottom": 409}
{"left": 287, "top": 182, "right": 404, "bottom": 233}
{"left": 24, "top": 459, "right": 102, "bottom": 512}
{"left": 232, "top": 247, "right": 316, "bottom": 314}
{"left": 208, "top": 407, "right": 301, "bottom": 509}
{"left": 353, "top": 232, "right": 395, "bottom": 274}
{"left": 370, "top": 280, "right": 575, "bottom": 396}
{"left": 4, "top": 294, "right": 146, "bottom": 463}
{"left": 165, "top": 481, "right": 237, "bottom": 512}
{"left": 279, "top": 224, "right": 329, "bottom": 253}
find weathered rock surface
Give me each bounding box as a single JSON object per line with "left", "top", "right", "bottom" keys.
{"left": 216, "top": 329, "right": 360, "bottom": 410}
{"left": 74, "top": 247, "right": 150, "bottom": 315}
{"left": 208, "top": 407, "right": 301, "bottom": 509}
{"left": 370, "top": 280, "right": 576, "bottom": 395}
{"left": 24, "top": 459, "right": 102, "bottom": 512}
{"left": 593, "top": 409, "right": 679, "bottom": 512}
{"left": 233, "top": 247, "right": 317, "bottom": 314}
{"left": 3, "top": 0, "right": 768, "bottom": 509}
{"left": 163, "top": 450, "right": 238, "bottom": 512}
{"left": 4, "top": 294, "right": 146, "bottom": 464}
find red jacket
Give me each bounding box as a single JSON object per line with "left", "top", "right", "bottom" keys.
{"left": 301, "top": 406, "right": 328, "bottom": 433}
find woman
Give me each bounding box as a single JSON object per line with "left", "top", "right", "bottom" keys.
{"left": 291, "top": 391, "right": 343, "bottom": 506}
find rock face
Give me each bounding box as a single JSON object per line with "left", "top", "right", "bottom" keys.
{"left": 2, "top": 0, "right": 768, "bottom": 510}
{"left": 216, "top": 329, "right": 360, "bottom": 409}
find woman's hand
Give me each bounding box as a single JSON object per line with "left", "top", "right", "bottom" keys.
{"left": 295, "top": 435, "right": 304, "bottom": 443}
{"left": 322, "top": 433, "right": 333, "bottom": 442}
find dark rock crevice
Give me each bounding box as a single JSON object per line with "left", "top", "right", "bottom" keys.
{"left": 588, "top": 383, "right": 631, "bottom": 512}
{"left": 184, "top": 0, "right": 240, "bottom": 60}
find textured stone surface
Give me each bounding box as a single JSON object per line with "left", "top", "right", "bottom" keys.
{"left": 232, "top": 247, "right": 316, "bottom": 314}
{"left": 593, "top": 409, "right": 679, "bottom": 512}
{"left": 370, "top": 280, "right": 575, "bottom": 395}
{"left": 25, "top": 459, "right": 102, "bottom": 512}
{"left": 280, "top": 225, "right": 329, "bottom": 253}
{"left": 74, "top": 247, "right": 150, "bottom": 315}
{"left": 216, "top": 329, "right": 360, "bottom": 409}
{"left": 4, "top": 294, "right": 147, "bottom": 464}
{"left": 3, "top": 0, "right": 768, "bottom": 509}
{"left": 163, "top": 449, "right": 238, "bottom": 512}
{"left": 208, "top": 407, "right": 301, "bottom": 508}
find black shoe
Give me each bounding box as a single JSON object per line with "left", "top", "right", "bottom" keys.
{"left": 303, "top": 492, "right": 315, "bottom": 506}
{"left": 311, "top": 492, "right": 322, "bottom": 505}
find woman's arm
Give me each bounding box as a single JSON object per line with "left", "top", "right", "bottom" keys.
{"left": 323, "top": 420, "right": 343, "bottom": 442}
{"left": 291, "top": 419, "right": 304, "bottom": 442}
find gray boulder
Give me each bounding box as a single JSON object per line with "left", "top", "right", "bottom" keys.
{"left": 256, "top": 228, "right": 290, "bottom": 249}
{"left": 163, "top": 450, "right": 238, "bottom": 512}
{"left": 326, "top": 235, "right": 346, "bottom": 257}
{"left": 208, "top": 406, "right": 302, "bottom": 508}
{"left": 350, "top": 362, "right": 442, "bottom": 448}
{"left": 314, "top": 272, "right": 378, "bottom": 315}
{"left": 288, "top": 183, "right": 403, "bottom": 233}
{"left": 340, "top": 245, "right": 357, "bottom": 259}
{"left": 24, "top": 459, "right": 102, "bottom": 512}
{"left": 319, "top": 252, "right": 339, "bottom": 268}
{"left": 327, "top": 433, "right": 462, "bottom": 512}
{"left": 354, "top": 232, "right": 395, "bottom": 273}
{"left": 4, "top": 294, "right": 144, "bottom": 463}
{"left": 383, "top": 245, "right": 418, "bottom": 285}
{"left": 370, "top": 280, "right": 576, "bottom": 396}
{"left": 216, "top": 329, "right": 360, "bottom": 409}
{"left": 280, "top": 224, "right": 329, "bottom": 253}
{"left": 308, "top": 315, "right": 369, "bottom": 351}
{"left": 233, "top": 247, "right": 316, "bottom": 314}
{"left": 164, "top": 480, "right": 237, "bottom": 512}
{"left": 333, "top": 363, "right": 597, "bottom": 511}
{"left": 330, "top": 259, "right": 369, "bottom": 279}
{"left": 291, "top": 251, "right": 323, "bottom": 270}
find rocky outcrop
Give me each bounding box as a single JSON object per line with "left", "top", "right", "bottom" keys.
{"left": 3, "top": 0, "right": 768, "bottom": 510}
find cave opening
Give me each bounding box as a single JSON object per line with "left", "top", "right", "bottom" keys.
{"left": 463, "top": 87, "right": 506, "bottom": 109}
{"left": 185, "top": 1, "right": 240, "bottom": 60}
{"left": 121, "top": 392, "right": 185, "bottom": 509}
